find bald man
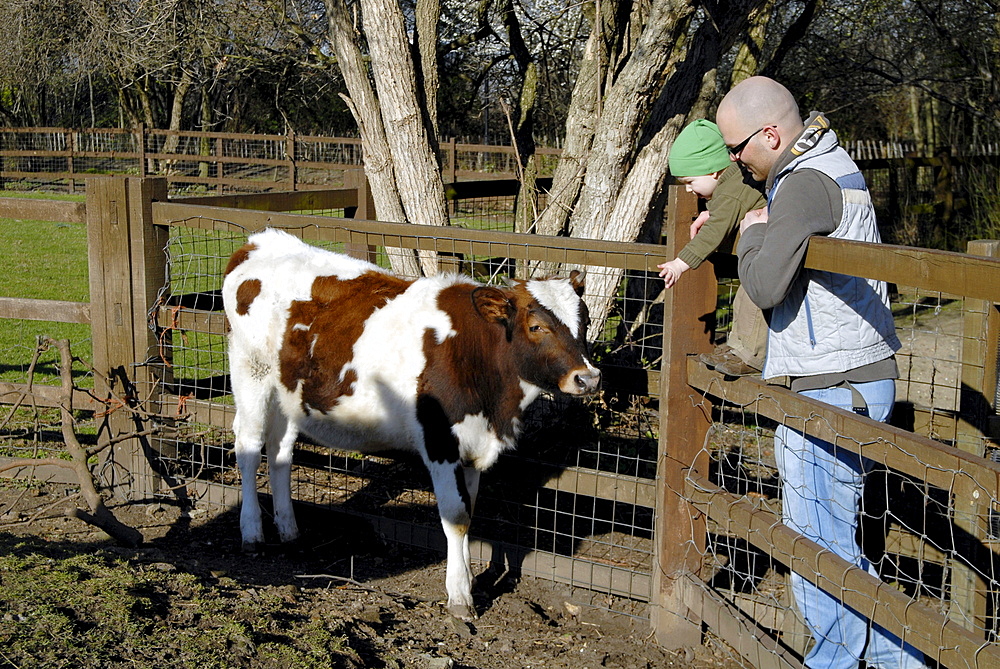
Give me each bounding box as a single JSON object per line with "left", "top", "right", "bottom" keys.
{"left": 717, "top": 77, "right": 925, "bottom": 669}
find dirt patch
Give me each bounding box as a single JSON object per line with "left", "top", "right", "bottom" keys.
{"left": 0, "top": 481, "right": 745, "bottom": 669}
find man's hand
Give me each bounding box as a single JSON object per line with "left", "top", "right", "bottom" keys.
{"left": 689, "top": 210, "right": 710, "bottom": 240}
{"left": 739, "top": 207, "right": 768, "bottom": 233}
{"left": 657, "top": 258, "right": 691, "bottom": 289}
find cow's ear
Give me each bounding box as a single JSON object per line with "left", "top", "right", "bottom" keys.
{"left": 569, "top": 269, "right": 585, "bottom": 296}
{"left": 472, "top": 286, "right": 516, "bottom": 340}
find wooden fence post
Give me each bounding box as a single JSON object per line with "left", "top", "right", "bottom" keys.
{"left": 86, "top": 176, "right": 170, "bottom": 502}
{"left": 650, "top": 185, "right": 716, "bottom": 647}
{"left": 447, "top": 137, "right": 458, "bottom": 184}
{"left": 216, "top": 136, "right": 224, "bottom": 194}
{"left": 343, "top": 168, "right": 377, "bottom": 263}
{"left": 287, "top": 129, "right": 297, "bottom": 191}
{"left": 949, "top": 238, "right": 1000, "bottom": 634}
{"left": 136, "top": 124, "right": 147, "bottom": 177}
{"left": 67, "top": 129, "right": 76, "bottom": 193}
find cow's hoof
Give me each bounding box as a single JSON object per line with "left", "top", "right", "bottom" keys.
{"left": 241, "top": 540, "right": 263, "bottom": 554}
{"left": 447, "top": 603, "right": 478, "bottom": 622}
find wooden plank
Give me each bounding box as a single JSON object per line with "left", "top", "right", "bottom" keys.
{"left": 148, "top": 128, "right": 290, "bottom": 142}
{"left": 0, "top": 457, "right": 77, "bottom": 485}
{"left": 163, "top": 395, "right": 234, "bottom": 428}
{"left": 176, "top": 188, "right": 356, "bottom": 212}
{"left": 144, "top": 151, "right": 289, "bottom": 168}
{"left": 86, "top": 177, "right": 143, "bottom": 496}
{"left": 805, "top": 236, "right": 1000, "bottom": 303}
{"left": 159, "top": 306, "right": 228, "bottom": 334}
{"left": 174, "top": 476, "right": 653, "bottom": 602}
{"left": 0, "top": 297, "right": 90, "bottom": 324}
{"left": 125, "top": 177, "right": 172, "bottom": 501}
{"left": 949, "top": 239, "right": 1000, "bottom": 632}
{"left": 681, "top": 575, "right": 803, "bottom": 669}
{"left": 0, "top": 381, "right": 104, "bottom": 411}
{"left": 543, "top": 465, "right": 655, "bottom": 509}
{"left": 686, "top": 359, "right": 1000, "bottom": 503}
{"left": 686, "top": 475, "right": 1000, "bottom": 669}
{"left": 375, "top": 516, "right": 653, "bottom": 601}
{"left": 0, "top": 198, "right": 86, "bottom": 224}
{"left": 650, "top": 185, "right": 713, "bottom": 647}
{"left": 157, "top": 391, "right": 655, "bottom": 507}
{"left": 154, "top": 202, "right": 672, "bottom": 273}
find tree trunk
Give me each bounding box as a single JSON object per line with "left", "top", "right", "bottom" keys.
{"left": 325, "top": 0, "right": 423, "bottom": 277}
{"left": 532, "top": 9, "right": 610, "bottom": 240}
{"left": 359, "top": 0, "right": 449, "bottom": 275}
{"left": 415, "top": 0, "right": 441, "bottom": 146}
{"left": 731, "top": 0, "right": 774, "bottom": 83}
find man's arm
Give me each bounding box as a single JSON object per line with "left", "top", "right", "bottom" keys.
{"left": 736, "top": 169, "right": 842, "bottom": 309}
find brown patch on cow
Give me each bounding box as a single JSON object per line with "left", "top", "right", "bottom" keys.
{"left": 235, "top": 279, "right": 262, "bottom": 315}
{"left": 418, "top": 284, "right": 524, "bottom": 451}
{"left": 279, "top": 270, "right": 411, "bottom": 413}
{"left": 224, "top": 242, "right": 257, "bottom": 276}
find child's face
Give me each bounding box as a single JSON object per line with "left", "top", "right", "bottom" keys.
{"left": 678, "top": 173, "right": 721, "bottom": 199}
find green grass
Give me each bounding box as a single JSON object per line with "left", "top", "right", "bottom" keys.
{"left": 0, "top": 209, "right": 93, "bottom": 386}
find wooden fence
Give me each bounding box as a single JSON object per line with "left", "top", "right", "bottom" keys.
{"left": 0, "top": 126, "right": 562, "bottom": 194}
{"left": 2, "top": 176, "right": 1000, "bottom": 667}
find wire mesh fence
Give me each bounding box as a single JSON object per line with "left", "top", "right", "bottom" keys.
{"left": 688, "top": 259, "right": 1000, "bottom": 664}
{"left": 2, "top": 180, "right": 999, "bottom": 665}
{"left": 148, "top": 214, "right": 667, "bottom": 618}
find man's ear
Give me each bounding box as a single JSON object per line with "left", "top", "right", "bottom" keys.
{"left": 472, "top": 286, "right": 516, "bottom": 340}
{"left": 569, "top": 269, "right": 585, "bottom": 297}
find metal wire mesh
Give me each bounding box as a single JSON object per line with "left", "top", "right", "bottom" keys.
{"left": 151, "top": 217, "right": 664, "bottom": 618}
{"left": 696, "top": 281, "right": 1000, "bottom": 662}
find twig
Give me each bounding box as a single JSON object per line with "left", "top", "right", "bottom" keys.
{"left": 0, "top": 338, "right": 47, "bottom": 432}
{"left": 45, "top": 338, "right": 143, "bottom": 547}
{"left": 294, "top": 573, "right": 433, "bottom": 603}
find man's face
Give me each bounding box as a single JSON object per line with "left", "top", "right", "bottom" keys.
{"left": 718, "top": 111, "right": 772, "bottom": 181}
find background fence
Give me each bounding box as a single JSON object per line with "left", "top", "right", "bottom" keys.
{"left": 1, "top": 176, "right": 999, "bottom": 667}
{"left": 3, "top": 126, "right": 999, "bottom": 248}
{"left": 0, "top": 126, "right": 563, "bottom": 195}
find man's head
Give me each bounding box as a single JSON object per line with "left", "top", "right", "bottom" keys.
{"left": 716, "top": 77, "right": 804, "bottom": 181}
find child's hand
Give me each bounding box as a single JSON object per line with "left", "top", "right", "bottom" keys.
{"left": 690, "top": 210, "right": 710, "bottom": 239}
{"left": 657, "top": 258, "right": 691, "bottom": 289}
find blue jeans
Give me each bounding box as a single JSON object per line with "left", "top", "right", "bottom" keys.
{"left": 776, "top": 380, "right": 927, "bottom": 669}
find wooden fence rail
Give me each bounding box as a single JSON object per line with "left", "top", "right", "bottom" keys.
{"left": 1, "top": 176, "right": 999, "bottom": 668}
{"left": 0, "top": 126, "right": 562, "bottom": 194}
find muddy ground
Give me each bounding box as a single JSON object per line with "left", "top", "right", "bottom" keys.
{"left": 0, "top": 481, "right": 746, "bottom": 669}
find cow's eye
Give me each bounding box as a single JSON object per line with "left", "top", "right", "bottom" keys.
{"left": 529, "top": 325, "right": 544, "bottom": 333}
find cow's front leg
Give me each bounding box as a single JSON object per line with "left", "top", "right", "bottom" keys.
{"left": 428, "top": 460, "right": 478, "bottom": 620}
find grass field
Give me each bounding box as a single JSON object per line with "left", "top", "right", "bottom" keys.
{"left": 1, "top": 192, "right": 92, "bottom": 386}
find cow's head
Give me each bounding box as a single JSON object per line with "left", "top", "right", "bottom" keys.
{"left": 473, "top": 271, "right": 601, "bottom": 396}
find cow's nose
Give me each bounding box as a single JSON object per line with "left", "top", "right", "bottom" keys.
{"left": 574, "top": 369, "right": 601, "bottom": 394}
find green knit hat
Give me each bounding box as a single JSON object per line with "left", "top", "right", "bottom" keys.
{"left": 669, "top": 119, "right": 731, "bottom": 177}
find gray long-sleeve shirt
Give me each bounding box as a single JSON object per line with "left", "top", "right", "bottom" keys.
{"left": 737, "top": 169, "right": 842, "bottom": 310}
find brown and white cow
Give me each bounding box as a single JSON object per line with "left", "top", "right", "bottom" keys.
{"left": 222, "top": 228, "right": 600, "bottom": 620}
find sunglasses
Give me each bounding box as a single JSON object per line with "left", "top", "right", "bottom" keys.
{"left": 728, "top": 127, "right": 764, "bottom": 157}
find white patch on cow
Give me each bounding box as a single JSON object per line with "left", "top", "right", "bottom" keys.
{"left": 526, "top": 279, "right": 580, "bottom": 337}
{"left": 519, "top": 379, "right": 542, "bottom": 411}
{"left": 451, "top": 413, "right": 515, "bottom": 471}
{"left": 304, "top": 272, "right": 472, "bottom": 453}
{"left": 292, "top": 323, "right": 310, "bottom": 332}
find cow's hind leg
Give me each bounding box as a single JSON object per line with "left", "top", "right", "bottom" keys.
{"left": 232, "top": 379, "right": 273, "bottom": 551}
{"left": 428, "top": 460, "right": 480, "bottom": 621}
{"left": 265, "top": 411, "right": 300, "bottom": 543}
